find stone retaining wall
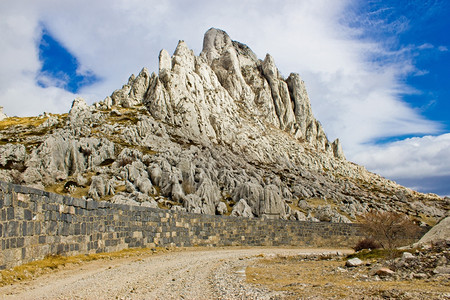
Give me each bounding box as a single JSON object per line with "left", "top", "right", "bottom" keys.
{"left": 1, "top": 181, "right": 368, "bottom": 269}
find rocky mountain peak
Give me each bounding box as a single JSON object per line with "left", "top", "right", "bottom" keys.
{"left": 0, "top": 28, "right": 446, "bottom": 223}
{"left": 143, "top": 28, "right": 342, "bottom": 159}
{"left": 201, "top": 28, "right": 234, "bottom": 64}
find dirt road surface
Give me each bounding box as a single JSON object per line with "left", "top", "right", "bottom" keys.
{"left": 0, "top": 247, "right": 351, "bottom": 300}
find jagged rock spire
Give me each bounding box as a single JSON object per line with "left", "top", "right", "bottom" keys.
{"left": 201, "top": 28, "right": 233, "bottom": 64}
{"left": 107, "top": 28, "right": 344, "bottom": 159}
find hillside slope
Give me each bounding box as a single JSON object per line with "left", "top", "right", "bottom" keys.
{"left": 0, "top": 28, "right": 446, "bottom": 224}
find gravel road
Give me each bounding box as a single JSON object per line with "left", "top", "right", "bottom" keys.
{"left": 0, "top": 247, "right": 351, "bottom": 300}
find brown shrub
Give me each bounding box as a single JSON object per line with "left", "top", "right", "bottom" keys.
{"left": 360, "top": 210, "right": 420, "bottom": 249}
{"left": 353, "top": 238, "right": 382, "bottom": 252}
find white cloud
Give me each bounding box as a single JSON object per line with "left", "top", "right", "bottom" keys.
{"left": 352, "top": 133, "right": 450, "bottom": 179}
{"left": 413, "top": 69, "right": 429, "bottom": 76}
{"left": 417, "top": 43, "right": 434, "bottom": 50}
{"left": 438, "top": 45, "right": 448, "bottom": 52}
{"left": 0, "top": 0, "right": 448, "bottom": 194}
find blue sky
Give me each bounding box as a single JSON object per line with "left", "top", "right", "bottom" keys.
{"left": 355, "top": 0, "right": 450, "bottom": 138}
{"left": 0, "top": 0, "right": 449, "bottom": 196}
{"left": 37, "top": 27, "right": 99, "bottom": 93}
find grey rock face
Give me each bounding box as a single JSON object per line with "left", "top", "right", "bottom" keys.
{"left": 259, "top": 185, "right": 286, "bottom": 219}
{"left": 194, "top": 177, "right": 220, "bottom": 215}
{"left": 293, "top": 210, "right": 307, "bottom": 221}
{"left": 111, "top": 68, "right": 151, "bottom": 108}
{"left": 216, "top": 202, "right": 228, "bottom": 215}
{"left": 233, "top": 182, "right": 264, "bottom": 216}
{"left": 262, "top": 54, "right": 296, "bottom": 132}
{"left": 135, "top": 176, "right": 155, "bottom": 196}
{"left": 0, "top": 144, "right": 26, "bottom": 168}
{"left": 415, "top": 216, "right": 450, "bottom": 245}
{"left": 68, "top": 98, "right": 93, "bottom": 128}
{"left": 433, "top": 266, "right": 450, "bottom": 274}
{"left": 313, "top": 205, "right": 351, "bottom": 223}
{"left": 374, "top": 267, "right": 395, "bottom": 277}
{"left": 402, "top": 252, "right": 414, "bottom": 260}
{"left": 231, "top": 199, "right": 254, "bottom": 218}
{"left": 24, "top": 133, "right": 115, "bottom": 185}
{"left": 88, "top": 175, "right": 115, "bottom": 200}
{"left": 183, "top": 194, "right": 203, "bottom": 214}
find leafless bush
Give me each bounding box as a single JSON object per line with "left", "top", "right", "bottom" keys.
{"left": 360, "top": 210, "right": 420, "bottom": 249}
{"left": 353, "top": 238, "right": 382, "bottom": 251}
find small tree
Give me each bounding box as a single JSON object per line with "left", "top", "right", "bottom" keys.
{"left": 360, "top": 210, "right": 420, "bottom": 249}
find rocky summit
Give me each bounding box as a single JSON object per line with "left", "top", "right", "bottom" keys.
{"left": 0, "top": 28, "right": 447, "bottom": 224}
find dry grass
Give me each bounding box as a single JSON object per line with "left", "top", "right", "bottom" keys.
{"left": 45, "top": 172, "right": 96, "bottom": 199}
{"left": 103, "top": 105, "right": 149, "bottom": 127}
{"left": 224, "top": 200, "right": 235, "bottom": 216}
{"left": 0, "top": 116, "right": 48, "bottom": 130}
{"left": 415, "top": 213, "right": 438, "bottom": 227}
{"left": 246, "top": 256, "right": 449, "bottom": 299}
{"left": 0, "top": 114, "right": 67, "bottom": 152}
{"left": 0, "top": 113, "right": 67, "bottom": 130}
{"left": 46, "top": 179, "right": 127, "bottom": 203}
{"left": 0, "top": 247, "right": 170, "bottom": 287}
{"left": 46, "top": 182, "right": 90, "bottom": 199}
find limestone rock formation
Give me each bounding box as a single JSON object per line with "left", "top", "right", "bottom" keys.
{"left": 0, "top": 28, "right": 446, "bottom": 224}
{"left": 231, "top": 199, "right": 254, "bottom": 218}
{"left": 0, "top": 144, "right": 26, "bottom": 168}
{"left": 0, "top": 106, "right": 7, "bottom": 121}
{"left": 415, "top": 217, "right": 450, "bottom": 245}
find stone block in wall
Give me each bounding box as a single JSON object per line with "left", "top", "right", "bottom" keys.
{"left": 17, "top": 193, "right": 30, "bottom": 208}
{"left": 15, "top": 184, "right": 41, "bottom": 196}
{"left": 49, "top": 192, "right": 64, "bottom": 204}
{"left": 38, "top": 235, "right": 46, "bottom": 244}
{"left": 21, "top": 221, "right": 32, "bottom": 236}
{"left": 6, "top": 207, "right": 14, "bottom": 220}
{"left": 86, "top": 200, "right": 98, "bottom": 210}
{"left": 24, "top": 209, "right": 33, "bottom": 220}
{"left": 17, "top": 237, "right": 24, "bottom": 248}
{"left": 3, "top": 248, "right": 23, "bottom": 268}
{"left": 3, "top": 193, "right": 12, "bottom": 207}
{"left": 72, "top": 198, "right": 86, "bottom": 208}
{"left": 6, "top": 220, "right": 19, "bottom": 237}
{"left": 98, "top": 201, "right": 112, "bottom": 209}
{"left": 0, "top": 181, "right": 11, "bottom": 193}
